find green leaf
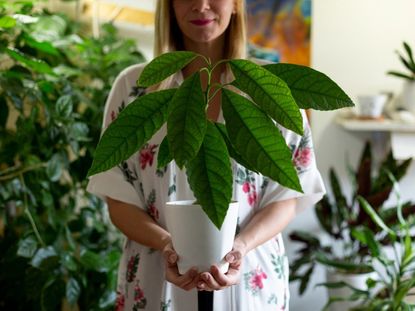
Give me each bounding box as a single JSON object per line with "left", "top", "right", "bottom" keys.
{"left": 351, "top": 227, "right": 381, "bottom": 257}
{"left": 357, "top": 196, "right": 396, "bottom": 238}
{"left": 88, "top": 89, "right": 176, "bottom": 176}
{"left": 222, "top": 88, "right": 302, "bottom": 192}
{"left": 46, "top": 153, "right": 63, "bottom": 182}
{"left": 55, "top": 94, "right": 73, "bottom": 118}
{"left": 0, "top": 15, "right": 16, "bottom": 28}
{"left": 403, "top": 42, "right": 415, "bottom": 71}
{"left": 315, "top": 252, "right": 373, "bottom": 272}
{"left": 17, "top": 235, "right": 38, "bottom": 258}
{"left": 263, "top": 63, "right": 355, "bottom": 110}
{"left": 215, "top": 123, "right": 258, "bottom": 172}
{"left": 138, "top": 51, "right": 198, "bottom": 87}
{"left": 23, "top": 33, "right": 60, "bottom": 56}
{"left": 387, "top": 71, "right": 415, "bottom": 81}
{"left": 79, "top": 249, "right": 107, "bottom": 272}
{"left": 186, "top": 122, "right": 233, "bottom": 229}
{"left": 157, "top": 136, "right": 172, "bottom": 169}
{"left": 31, "top": 246, "right": 59, "bottom": 269}
{"left": 229, "top": 59, "right": 303, "bottom": 135}
{"left": 70, "top": 122, "right": 89, "bottom": 141}
{"left": 66, "top": 277, "right": 81, "bottom": 305}
{"left": 6, "top": 48, "right": 55, "bottom": 75}
{"left": 167, "top": 72, "right": 206, "bottom": 168}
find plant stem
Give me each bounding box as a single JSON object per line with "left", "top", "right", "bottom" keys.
{"left": 19, "top": 174, "right": 45, "bottom": 247}
{"left": 0, "top": 163, "right": 47, "bottom": 181}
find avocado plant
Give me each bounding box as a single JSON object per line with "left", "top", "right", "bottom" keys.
{"left": 87, "top": 51, "right": 354, "bottom": 228}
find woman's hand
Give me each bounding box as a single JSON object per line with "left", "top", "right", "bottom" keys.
{"left": 197, "top": 240, "right": 246, "bottom": 291}
{"left": 162, "top": 241, "right": 200, "bottom": 291}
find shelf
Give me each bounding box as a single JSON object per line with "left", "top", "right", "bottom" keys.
{"left": 336, "top": 116, "right": 415, "bottom": 133}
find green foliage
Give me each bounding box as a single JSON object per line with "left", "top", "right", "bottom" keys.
{"left": 387, "top": 41, "right": 415, "bottom": 81}
{"left": 332, "top": 198, "right": 415, "bottom": 311}
{"left": 290, "top": 142, "right": 415, "bottom": 295}
{"left": 89, "top": 51, "right": 354, "bottom": 229}
{"left": 0, "top": 1, "right": 145, "bottom": 310}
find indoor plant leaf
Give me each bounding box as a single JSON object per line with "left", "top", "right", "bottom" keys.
{"left": 264, "top": 63, "right": 354, "bottom": 110}
{"left": 5, "top": 48, "right": 55, "bottom": 75}
{"left": 167, "top": 72, "right": 206, "bottom": 168}
{"left": 138, "top": 51, "right": 198, "bottom": 87}
{"left": 88, "top": 89, "right": 176, "bottom": 176}
{"left": 215, "top": 123, "right": 258, "bottom": 172}
{"left": 157, "top": 136, "right": 173, "bottom": 169}
{"left": 229, "top": 59, "right": 303, "bottom": 135}
{"left": 222, "top": 88, "right": 302, "bottom": 192}
{"left": 186, "top": 122, "right": 233, "bottom": 229}
{"left": 66, "top": 277, "right": 81, "bottom": 306}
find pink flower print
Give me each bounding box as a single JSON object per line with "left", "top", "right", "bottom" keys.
{"left": 133, "top": 282, "right": 147, "bottom": 309}
{"left": 126, "top": 254, "right": 140, "bottom": 282}
{"left": 250, "top": 267, "right": 267, "bottom": 291}
{"left": 294, "top": 147, "right": 312, "bottom": 170}
{"left": 115, "top": 291, "right": 125, "bottom": 311}
{"left": 148, "top": 203, "right": 159, "bottom": 220}
{"left": 242, "top": 182, "right": 250, "bottom": 193}
{"left": 139, "top": 144, "right": 157, "bottom": 170}
{"left": 247, "top": 184, "right": 257, "bottom": 206}
{"left": 135, "top": 285, "right": 144, "bottom": 301}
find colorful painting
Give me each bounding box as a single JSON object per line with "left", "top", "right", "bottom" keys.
{"left": 246, "top": 0, "right": 312, "bottom": 66}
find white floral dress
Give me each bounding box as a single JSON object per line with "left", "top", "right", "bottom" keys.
{"left": 87, "top": 63, "right": 325, "bottom": 311}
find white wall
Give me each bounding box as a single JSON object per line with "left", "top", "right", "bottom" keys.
{"left": 285, "top": 1, "right": 415, "bottom": 310}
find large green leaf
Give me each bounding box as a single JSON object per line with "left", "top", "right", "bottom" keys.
{"left": 138, "top": 51, "right": 198, "bottom": 87}
{"left": 6, "top": 48, "right": 55, "bottom": 75}
{"left": 222, "top": 88, "right": 302, "bottom": 192}
{"left": 229, "top": 59, "right": 303, "bottom": 135}
{"left": 88, "top": 89, "right": 176, "bottom": 176}
{"left": 157, "top": 136, "right": 172, "bottom": 169}
{"left": 167, "top": 72, "right": 206, "bottom": 168}
{"left": 0, "top": 16, "right": 16, "bottom": 28}
{"left": 186, "top": 122, "right": 233, "bottom": 229}
{"left": 264, "top": 63, "right": 354, "bottom": 110}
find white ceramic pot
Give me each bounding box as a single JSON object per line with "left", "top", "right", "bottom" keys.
{"left": 401, "top": 81, "right": 415, "bottom": 114}
{"left": 326, "top": 269, "right": 376, "bottom": 311}
{"left": 165, "top": 200, "right": 239, "bottom": 274}
{"left": 357, "top": 94, "right": 388, "bottom": 118}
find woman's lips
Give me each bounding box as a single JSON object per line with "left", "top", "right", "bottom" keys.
{"left": 190, "top": 19, "right": 213, "bottom": 26}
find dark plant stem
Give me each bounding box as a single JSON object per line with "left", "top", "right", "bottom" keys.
{"left": 198, "top": 291, "right": 213, "bottom": 311}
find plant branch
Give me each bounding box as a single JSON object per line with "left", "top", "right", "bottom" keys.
{"left": 0, "top": 163, "right": 47, "bottom": 181}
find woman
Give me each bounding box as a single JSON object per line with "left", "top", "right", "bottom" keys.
{"left": 87, "top": 0, "right": 325, "bottom": 310}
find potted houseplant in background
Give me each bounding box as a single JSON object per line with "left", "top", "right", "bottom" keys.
{"left": 387, "top": 41, "right": 415, "bottom": 114}
{"left": 289, "top": 142, "right": 414, "bottom": 310}
{"left": 87, "top": 51, "right": 354, "bottom": 273}
{"left": 328, "top": 196, "right": 415, "bottom": 311}
{"left": 0, "top": 1, "right": 145, "bottom": 309}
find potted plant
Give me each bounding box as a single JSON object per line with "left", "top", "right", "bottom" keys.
{"left": 87, "top": 51, "right": 354, "bottom": 272}
{"left": 387, "top": 41, "right": 415, "bottom": 113}
{"left": 323, "top": 196, "right": 415, "bottom": 311}
{"left": 290, "top": 142, "right": 414, "bottom": 310}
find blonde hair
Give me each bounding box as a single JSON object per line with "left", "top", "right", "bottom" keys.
{"left": 154, "top": 0, "right": 247, "bottom": 59}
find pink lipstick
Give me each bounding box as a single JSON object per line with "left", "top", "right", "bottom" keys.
{"left": 190, "top": 19, "right": 213, "bottom": 26}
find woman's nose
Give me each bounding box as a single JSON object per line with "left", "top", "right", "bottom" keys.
{"left": 192, "top": 0, "right": 211, "bottom": 12}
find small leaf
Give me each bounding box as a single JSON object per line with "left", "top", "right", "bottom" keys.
{"left": 403, "top": 41, "right": 415, "bottom": 70}
{"left": 264, "top": 63, "right": 354, "bottom": 110}
{"left": 46, "top": 153, "right": 63, "bottom": 182}
{"left": 6, "top": 48, "right": 55, "bottom": 75}
{"left": 0, "top": 16, "right": 16, "bottom": 28}
{"left": 79, "top": 249, "right": 107, "bottom": 272}
{"left": 70, "top": 122, "right": 89, "bottom": 141}
{"left": 167, "top": 72, "right": 206, "bottom": 168}
{"left": 358, "top": 196, "right": 396, "bottom": 238}
{"left": 66, "top": 278, "right": 81, "bottom": 306}
{"left": 229, "top": 59, "right": 303, "bottom": 134}
{"left": 157, "top": 136, "right": 172, "bottom": 169}
{"left": 0, "top": 96, "right": 9, "bottom": 128}
{"left": 351, "top": 227, "right": 381, "bottom": 257}
{"left": 23, "top": 33, "right": 60, "bottom": 56}
{"left": 186, "top": 122, "right": 233, "bottom": 229}
{"left": 55, "top": 94, "right": 73, "bottom": 118}
{"left": 88, "top": 89, "right": 176, "bottom": 176}
{"left": 138, "top": 51, "right": 198, "bottom": 87}
{"left": 31, "top": 246, "right": 58, "bottom": 269}
{"left": 222, "top": 88, "right": 302, "bottom": 192}
{"left": 17, "top": 235, "right": 38, "bottom": 258}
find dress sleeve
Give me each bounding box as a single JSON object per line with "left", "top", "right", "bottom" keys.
{"left": 86, "top": 66, "right": 146, "bottom": 209}
{"left": 259, "top": 110, "right": 326, "bottom": 214}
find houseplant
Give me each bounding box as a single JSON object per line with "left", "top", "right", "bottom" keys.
{"left": 0, "top": 1, "right": 145, "bottom": 309}
{"left": 322, "top": 196, "right": 415, "bottom": 311}
{"left": 289, "top": 141, "right": 414, "bottom": 306}
{"left": 87, "top": 51, "right": 354, "bottom": 271}
{"left": 387, "top": 41, "right": 415, "bottom": 113}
